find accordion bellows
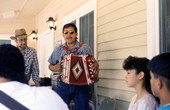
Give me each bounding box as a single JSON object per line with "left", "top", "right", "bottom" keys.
{"left": 61, "top": 54, "right": 98, "bottom": 85}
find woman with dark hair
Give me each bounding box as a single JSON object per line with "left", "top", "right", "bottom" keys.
{"left": 123, "top": 56, "right": 158, "bottom": 110}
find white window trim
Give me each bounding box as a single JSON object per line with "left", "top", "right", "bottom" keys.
{"left": 62, "top": 0, "right": 97, "bottom": 57}
{"left": 147, "top": 0, "right": 160, "bottom": 59}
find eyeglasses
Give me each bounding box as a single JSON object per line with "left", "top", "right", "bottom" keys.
{"left": 63, "top": 31, "right": 75, "bottom": 35}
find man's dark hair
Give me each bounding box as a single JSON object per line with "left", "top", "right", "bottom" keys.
{"left": 148, "top": 53, "right": 170, "bottom": 90}
{"left": 123, "top": 56, "right": 151, "bottom": 93}
{"left": 62, "top": 23, "right": 77, "bottom": 33}
{"left": 0, "top": 44, "right": 26, "bottom": 83}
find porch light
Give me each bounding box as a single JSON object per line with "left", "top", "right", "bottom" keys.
{"left": 46, "top": 17, "right": 56, "bottom": 30}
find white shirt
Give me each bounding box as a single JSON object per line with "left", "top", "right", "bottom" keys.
{"left": 128, "top": 94, "right": 158, "bottom": 110}
{"left": 0, "top": 81, "right": 69, "bottom": 110}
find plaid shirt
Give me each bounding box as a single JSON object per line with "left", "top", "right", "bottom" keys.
{"left": 21, "top": 47, "right": 40, "bottom": 82}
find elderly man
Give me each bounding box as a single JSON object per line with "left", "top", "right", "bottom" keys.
{"left": 10, "top": 28, "right": 40, "bottom": 86}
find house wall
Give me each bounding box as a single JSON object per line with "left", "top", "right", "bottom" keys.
{"left": 97, "top": 0, "right": 147, "bottom": 109}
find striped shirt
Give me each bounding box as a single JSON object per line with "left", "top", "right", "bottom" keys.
{"left": 21, "top": 47, "right": 40, "bottom": 82}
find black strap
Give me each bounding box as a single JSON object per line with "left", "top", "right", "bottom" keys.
{"left": 0, "top": 90, "right": 29, "bottom": 110}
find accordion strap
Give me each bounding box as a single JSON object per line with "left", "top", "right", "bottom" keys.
{"left": 60, "top": 42, "right": 84, "bottom": 53}
{"left": 0, "top": 90, "right": 29, "bottom": 110}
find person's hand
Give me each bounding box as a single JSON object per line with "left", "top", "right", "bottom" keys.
{"left": 51, "top": 62, "right": 62, "bottom": 73}
{"left": 91, "top": 60, "right": 99, "bottom": 79}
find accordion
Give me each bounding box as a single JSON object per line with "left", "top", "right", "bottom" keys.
{"left": 61, "top": 54, "right": 98, "bottom": 85}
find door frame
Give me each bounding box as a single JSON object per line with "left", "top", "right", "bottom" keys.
{"left": 147, "top": 0, "right": 160, "bottom": 59}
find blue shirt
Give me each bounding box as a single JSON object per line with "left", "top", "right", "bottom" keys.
{"left": 48, "top": 42, "right": 93, "bottom": 64}
{"left": 158, "top": 104, "right": 170, "bottom": 110}
{"left": 22, "top": 47, "right": 40, "bottom": 82}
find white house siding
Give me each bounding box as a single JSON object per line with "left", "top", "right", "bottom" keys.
{"left": 97, "top": 0, "right": 147, "bottom": 109}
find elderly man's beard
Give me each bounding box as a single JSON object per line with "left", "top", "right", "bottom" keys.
{"left": 18, "top": 46, "right": 26, "bottom": 50}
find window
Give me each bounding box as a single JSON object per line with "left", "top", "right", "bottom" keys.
{"left": 0, "top": 40, "right": 11, "bottom": 45}
{"left": 79, "top": 11, "right": 95, "bottom": 108}
{"left": 79, "top": 11, "right": 94, "bottom": 53}
{"left": 0, "top": 35, "right": 15, "bottom": 46}
{"left": 160, "top": 0, "right": 170, "bottom": 53}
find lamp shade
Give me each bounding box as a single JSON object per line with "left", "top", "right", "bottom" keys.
{"left": 31, "top": 30, "right": 38, "bottom": 40}
{"left": 46, "top": 17, "right": 56, "bottom": 30}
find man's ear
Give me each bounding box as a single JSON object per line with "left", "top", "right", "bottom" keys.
{"left": 138, "top": 71, "right": 145, "bottom": 80}
{"left": 75, "top": 32, "right": 78, "bottom": 37}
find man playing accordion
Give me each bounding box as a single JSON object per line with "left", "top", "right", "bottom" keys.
{"left": 48, "top": 23, "right": 99, "bottom": 110}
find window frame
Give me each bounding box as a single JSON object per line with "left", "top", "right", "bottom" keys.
{"left": 147, "top": 0, "right": 160, "bottom": 59}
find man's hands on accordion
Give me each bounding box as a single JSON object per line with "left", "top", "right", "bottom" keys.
{"left": 49, "top": 62, "right": 62, "bottom": 73}
{"left": 49, "top": 61, "right": 99, "bottom": 74}
{"left": 49, "top": 56, "right": 99, "bottom": 84}
{"left": 90, "top": 60, "right": 99, "bottom": 79}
